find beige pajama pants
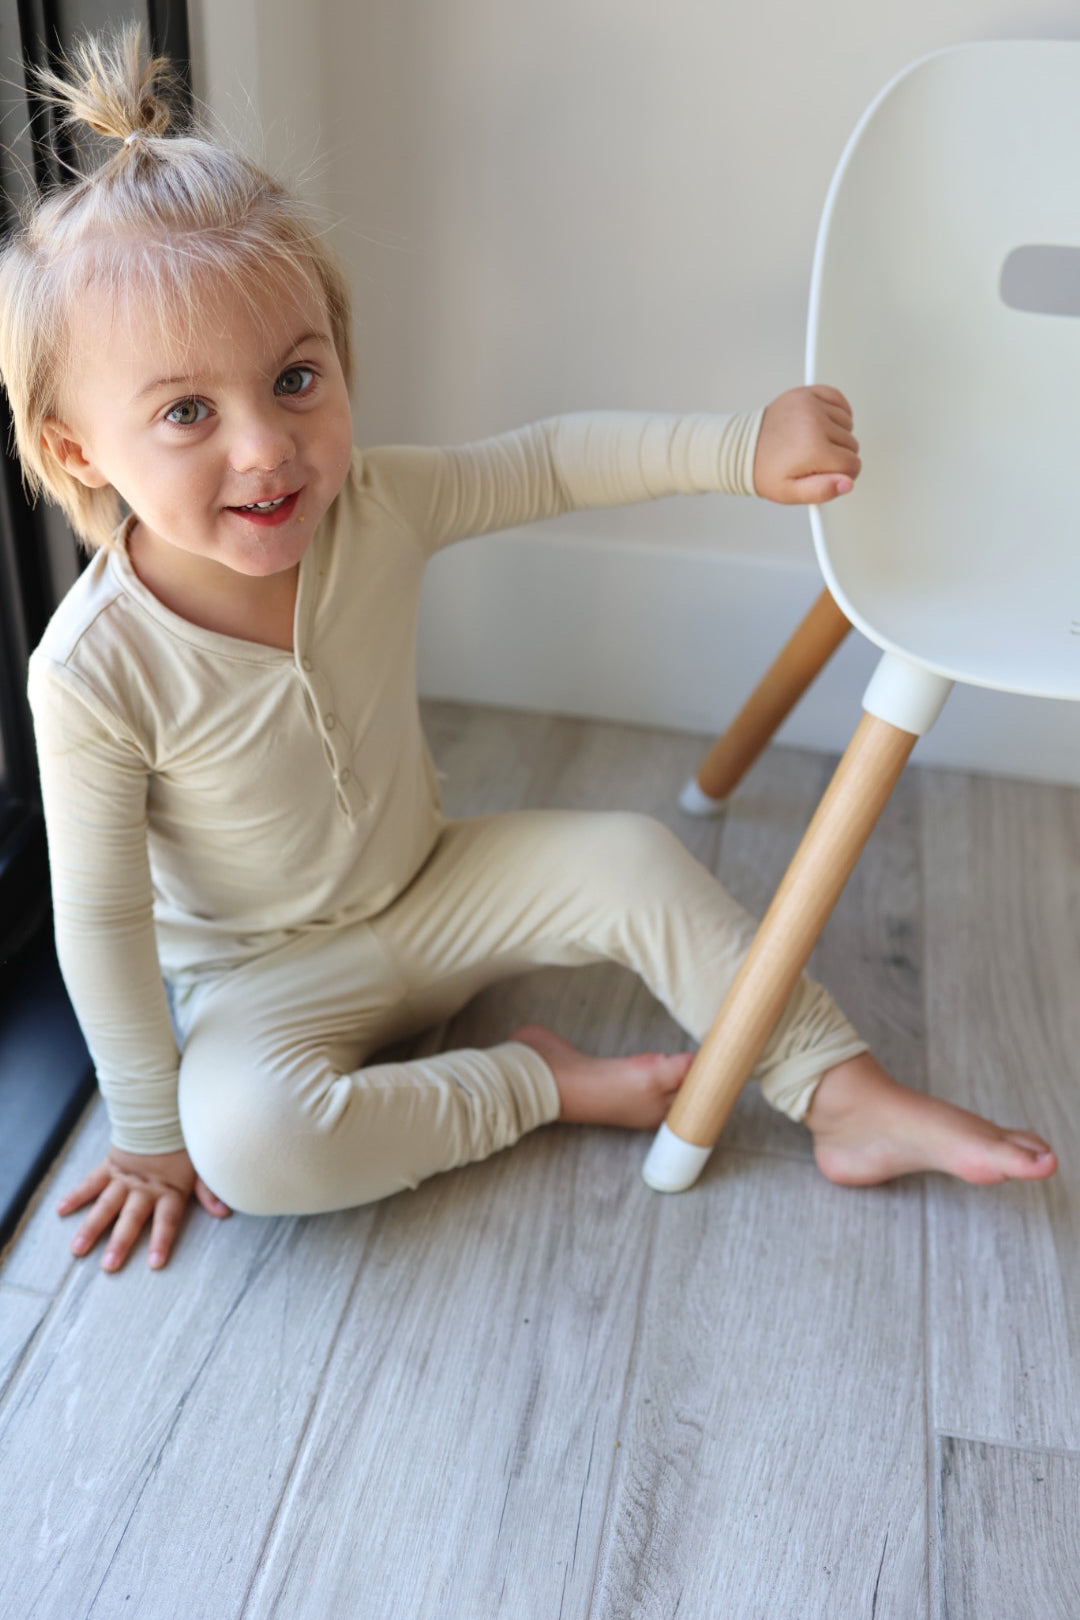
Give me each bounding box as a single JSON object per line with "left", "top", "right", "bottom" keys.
{"left": 172, "top": 811, "right": 868, "bottom": 1215}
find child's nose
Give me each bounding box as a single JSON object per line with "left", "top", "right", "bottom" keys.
{"left": 229, "top": 414, "right": 295, "bottom": 475}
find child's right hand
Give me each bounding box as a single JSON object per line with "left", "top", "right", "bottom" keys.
{"left": 753, "top": 385, "right": 862, "bottom": 504}
{"left": 57, "top": 1145, "right": 231, "bottom": 1272}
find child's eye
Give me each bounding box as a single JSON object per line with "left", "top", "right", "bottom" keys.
{"left": 164, "top": 398, "right": 210, "bottom": 427}
{"left": 275, "top": 365, "right": 316, "bottom": 397}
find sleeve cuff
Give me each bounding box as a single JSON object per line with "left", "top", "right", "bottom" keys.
{"left": 718, "top": 406, "right": 765, "bottom": 496}
{"left": 106, "top": 1108, "right": 187, "bottom": 1156}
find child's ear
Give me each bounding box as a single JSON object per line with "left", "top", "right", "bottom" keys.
{"left": 40, "top": 419, "right": 110, "bottom": 489}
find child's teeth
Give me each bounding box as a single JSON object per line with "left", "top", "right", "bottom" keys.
{"left": 242, "top": 496, "right": 285, "bottom": 511}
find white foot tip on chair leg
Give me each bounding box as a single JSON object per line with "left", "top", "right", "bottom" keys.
{"left": 642, "top": 1123, "right": 713, "bottom": 1192}
{"left": 678, "top": 777, "right": 727, "bottom": 817}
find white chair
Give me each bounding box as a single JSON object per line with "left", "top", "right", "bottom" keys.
{"left": 645, "top": 39, "right": 1080, "bottom": 1192}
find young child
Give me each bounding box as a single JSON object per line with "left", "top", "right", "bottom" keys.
{"left": 3, "top": 30, "right": 1056, "bottom": 1275}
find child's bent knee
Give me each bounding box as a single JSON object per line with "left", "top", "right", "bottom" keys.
{"left": 185, "top": 1099, "right": 390, "bottom": 1216}
{"left": 579, "top": 811, "right": 688, "bottom": 877}
{"left": 581, "top": 812, "right": 705, "bottom": 908}
{"left": 180, "top": 1052, "right": 434, "bottom": 1215}
{"left": 179, "top": 1043, "right": 350, "bottom": 1213}
{"left": 182, "top": 1093, "right": 299, "bottom": 1215}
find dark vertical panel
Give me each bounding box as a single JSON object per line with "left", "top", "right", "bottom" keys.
{"left": 0, "top": 405, "right": 50, "bottom": 799}
{"left": 0, "top": 0, "right": 190, "bottom": 1236}
{"left": 147, "top": 0, "right": 189, "bottom": 75}
{"left": 148, "top": 0, "right": 192, "bottom": 126}
{"left": 15, "top": 0, "right": 76, "bottom": 187}
{"left": 0, "top": 0, "right": 191, "bottom": 804}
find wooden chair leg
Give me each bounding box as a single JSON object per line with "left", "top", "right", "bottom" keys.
{"left": 681, "top": 589, "right": 852, "bottom": 814}
{"left": 647, "top": 710, "right": 917, "bottom": 1190}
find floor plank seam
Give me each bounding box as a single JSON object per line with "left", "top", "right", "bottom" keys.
{"left": 920, "top": 1168, "right": 937, "bottom": 1619}
{"left": 581, "top": 1181, "right": 663, "bottom": 1618}
{"left": 82, "top": 1224, "right": 312, "bottom": 1611}
{"left": 0, "top": 1280, "right": 54, "bottom": 1300}
{"left": 916, "top": 770, "right": 939, "bottom": 1620}
{"left": 0, "top": 1311, "right": 48, "bottom": 1420}
{"left": 0, "top": 1246, "right": 95, "bottom": 1420}
{"left": 234, "top": 1205, "right": 390, "bottom": 1620}
{"left": 914, "top": 774, "right": 933, "bottom": 1105}
{"left": 933, "top": 1428, "right": 1080, "bottom": 1462}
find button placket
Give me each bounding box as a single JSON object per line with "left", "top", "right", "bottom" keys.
{"left": 293, "top": 550, "right": 364, "bottom": 813}
{"left": 296, "top": 653, "right": 342, "bottom": 787}
{"left": 294, "top": 640, "right": 369, "bottom": 816}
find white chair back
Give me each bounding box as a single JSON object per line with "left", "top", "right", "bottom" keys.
{"left": 807, "top": 41, "right": 1080, "bottom": 701}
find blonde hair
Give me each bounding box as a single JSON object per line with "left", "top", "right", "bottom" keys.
{"left": 0, "top": 25, "right": 354, "bottom": 550}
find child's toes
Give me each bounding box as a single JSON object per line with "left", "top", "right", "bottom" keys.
{"left": 958, "top": 1130, "right": 1057, "bottom": 1184}
{"left": 1005, "top": 1128, "right": 1054, "bottom": 1155}
{"left": 1002, "top": 1130, "right": 1057, "bottom": 1175}
{"left": 658, "top": 1052, "right": 695, "bottom": 1093}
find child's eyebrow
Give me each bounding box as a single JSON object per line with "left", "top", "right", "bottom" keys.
{"left": 133, "top": 330, "right": 335, "bottom": 401}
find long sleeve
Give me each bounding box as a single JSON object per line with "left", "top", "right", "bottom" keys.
{"left": 27, "top": 654, "right": 185, "bottom": 1155}
{"left": 359, "top": 408, "right": 764, "bottom": 556}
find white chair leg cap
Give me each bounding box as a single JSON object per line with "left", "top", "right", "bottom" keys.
{"left": 642, "top": 1123, "right": 713, "bottom": 1192}
{"left": 678, "top": 777, "right": 727, "bottom": 817}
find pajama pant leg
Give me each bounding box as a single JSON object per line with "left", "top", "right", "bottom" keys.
{"left": 175, "top": 810, "right": 867, "bottom": 1217}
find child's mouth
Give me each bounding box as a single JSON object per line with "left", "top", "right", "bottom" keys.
{"left": 227, "top": 490, "right": 301, "bottom": 526}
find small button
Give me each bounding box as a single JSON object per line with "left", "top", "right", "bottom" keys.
{"left": 339, "top": 768, "right": 351, "bottom": 784}
{"left": 324, "top": 713, "right": 336, "bottom": 730}
{"left": 301, "top": 656, "right": 313, "bottom": 672}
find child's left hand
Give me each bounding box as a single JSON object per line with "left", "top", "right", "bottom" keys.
{"left": 753, "top": 385, "right": 861, "bottom": 505}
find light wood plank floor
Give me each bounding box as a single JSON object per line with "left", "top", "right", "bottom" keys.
{"left": 2, "top": 701, "right": 1078, "bottom": 1619}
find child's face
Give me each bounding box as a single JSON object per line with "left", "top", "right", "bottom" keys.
{"left": 46, "top": 266, "right": 354, "bottom": 578}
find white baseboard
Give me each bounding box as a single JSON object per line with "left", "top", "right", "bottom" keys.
{"left": 417, "top": 533, "right": 1080, "bottom": 787}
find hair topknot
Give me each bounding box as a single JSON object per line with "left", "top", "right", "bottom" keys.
{"left": 0, "top": 23, "right": 354, "bottom": 552}
{"left": 33, "top": 24, "right": 178, "bottom": 149}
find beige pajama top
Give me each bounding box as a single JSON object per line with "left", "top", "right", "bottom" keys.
{"left": 28, "top": 408, "right": 763, "bottom": 1155}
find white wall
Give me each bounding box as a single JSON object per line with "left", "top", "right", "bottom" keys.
{"left": 188, "top": 0, "right": 1080, "bottom": 784}
{"left": 187, "top": 0, "right": 328, "bottom": 205}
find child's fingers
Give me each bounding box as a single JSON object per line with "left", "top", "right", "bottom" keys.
{"left": 813, "top": 444, "right": 861, "bottom": 478}
{"left": 57, "top": 1163, "right": 112, "bottom": 1216}
{"left": 100, "top": 1187, "right": 156, "bottom": 1272}
{"left": 70, "top": 1178, "right": 128, "bottom": 1256}
{"left": 810, "top": 384, "right": 853, "bottom": 418}
{"left": 822, "top": 402, "right": 855, "bottom": 431}
{"left": 146, "top": 1189, "right": 189, "bottom": 1269}
{"left": 791, "top": 472, "right": 855, "bottom": 503}
{"left": 193, "top": 1178, "right": 231, "bottom": 1219}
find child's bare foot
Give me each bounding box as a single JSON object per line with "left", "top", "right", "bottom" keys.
{"left": 511, "top": 1024, "right": 694, "bottom": 1129}
{"left": 807, "top": 1052, "right": 1057, "bottom": 1186}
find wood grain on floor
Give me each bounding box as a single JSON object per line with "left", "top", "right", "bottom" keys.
{"left": 0, "top": 702, "right": 1075, "bottom": 1620}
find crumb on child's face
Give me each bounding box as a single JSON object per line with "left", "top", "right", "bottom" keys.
{"left": 50, "top": 267, "right": 354, "bottom": 580}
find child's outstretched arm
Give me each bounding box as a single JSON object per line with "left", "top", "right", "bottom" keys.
{"left": 357, "top": 384, "right": 860, "bottom": 556}
{"left": 752, "top": 384, "right": 861, "bottom": 504}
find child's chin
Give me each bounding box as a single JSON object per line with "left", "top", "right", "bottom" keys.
{"left": 232, "top": 532, "right": 312, "bottom": 574}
